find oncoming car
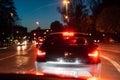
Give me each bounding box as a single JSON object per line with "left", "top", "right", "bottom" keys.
{"left": 35, "top": 32, "right": 101, "bottom": 79}
{"left": 17, "top": 41, "right": 25, "bottom": 46}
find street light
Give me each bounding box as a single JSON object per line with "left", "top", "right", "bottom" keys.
{"left": 63, "top": 0, "right": 70, "bottom": 22}
{"left": 10, "top": 13, "right": 14, "bottom": 17}
{"left": 36, "top": 21, "right": 40, "bottom": 27}
{"left": 10, "top": 12, "right": 14, "bottom": 40}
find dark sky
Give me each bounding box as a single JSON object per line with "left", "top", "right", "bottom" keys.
{"left": 14, "top": 0, "right": 62, "bottom": 32}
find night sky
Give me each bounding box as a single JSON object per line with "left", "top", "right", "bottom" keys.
{"left": 14, "top": 0, "right": 62, "bottom": 32}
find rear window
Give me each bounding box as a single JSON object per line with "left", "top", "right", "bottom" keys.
{"left": 41, "top": 33, "right": 93, "bottom": 49}
{"left": 63, "top": 37, "right": 87, "bottom": 45}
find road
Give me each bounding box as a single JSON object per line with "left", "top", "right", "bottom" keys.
{"left": 98, "top": 43, "right": 120, "bottom": 80}
{"left": 0, "top": 42, "right": 120, "bottom": 80}
{"left": 0, "top": 43, "right": 36, "bottom": 73}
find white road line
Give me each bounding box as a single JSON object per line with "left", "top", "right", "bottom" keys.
{"left": 101, "top": 55, "right": 120, "bottom": 72}
{"left": 0, "top": 44, "right": 34, "bottom": 61}
{"left": 0, "top": 54, "right": 16, "bottom": 61}
{"left": 0, "top": 47, "right": 7, "bottom": 50}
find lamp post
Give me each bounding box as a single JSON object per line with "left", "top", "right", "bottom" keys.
{"left": 10, "top": 12, "right": 14, "bottom": 40}
{"left": 63, "top": 0, "right": 70, "bottom": 23}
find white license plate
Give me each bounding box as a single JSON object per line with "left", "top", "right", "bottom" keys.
{"left": 58, "top": 70, "right": 92, "bottom": 77}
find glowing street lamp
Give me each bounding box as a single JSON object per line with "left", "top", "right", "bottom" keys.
{"left": 36, "top": 21, "right": 40, "bottom": 27}
{"left": 10, "top": 12, "right": 14, "bottom": 17}
{"left": 10, "top": 12, "right": 14, "bottom": 40}
{"left": 65, "top": 15, "right": 68, "bottom": 19}
{"left": 36, "top": 21, "right": 40, "bottom": 25}
{"left": 63, "top": 0, "right": 70, "bottom": 22}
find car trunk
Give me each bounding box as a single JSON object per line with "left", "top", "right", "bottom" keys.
{"left": 45, "top": 45, "right": 90, "bottom": 63}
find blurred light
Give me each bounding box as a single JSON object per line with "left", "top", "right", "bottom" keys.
{"left": 37, "top": 50, "right": 46, "bottom": 58}
{"left": 63, "top": 0, "right": 70, "bottom": 4}
{"left": 34, "top": 33, "right": 36, "bottom": 36}
{"left": 17, "top": 45, "right": 27, "bottom": 51}
{"left": 89, "top": 33, "right": 92, "bottom": 36}
{"left": 87, "top": 77, "right": 98, "bottom": 80}
{"left": 15, "top": 56, "right": 29, "bottom": 67}
{"left": 46, "top": 29, "right": 49, "bottom": 32}
{"left": 17, "top": 46, "right": 21, "bottom": 51}
{"left": 57, "top": 58, "right": 64, "bottom": 63}
{"left": 103, "top": 34, "right": 105, "bottom": 37}
{"left": 94, "top": 40, "right": 100, "bottom": 43}
{"left": 36, "top": 72, "right": 44, "bottom": 76}
{"left": 44, "top": 32, "right": 46, "bottom": 35}
{"left": 63, "top": 32, "right": 74, "bottom": 36}
{"left": 65, "top": 15, "right": 68, "bottom": 19}
{"left": 10, "top": 12, "right": 13, "bottom": 17}
{"left": 88, "top": 51, "right": 99, "bottom": 58}
{"left": 36, "top": 21, "right": 40, "bottom": 25}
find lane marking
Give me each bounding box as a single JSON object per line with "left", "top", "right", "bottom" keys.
{"left": 101, "top": 55, "right": 120, "bottom": 72}
{"left": 0, "top": 47, "right": 7, "bottom": 50}
{"left": 0, "top": 54, "right": 16, "bottom": 61}
{"left": 0, "top": 44, "right": 34, "bottom": 61}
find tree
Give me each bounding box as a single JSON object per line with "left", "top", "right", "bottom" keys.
{"left": 58, "top": 0, "right": 89, "bottom": 32}
{"left": 0, "top": 0, "right": 19, "bottom": 37}
{"left": 50, "top": 21, "right": 63, "bottom": 32}
{"left": 88, "top": 0, "right": 120, "bottom": 32}
{"left": 96, "top": 6, "right": 120, "bottom": 33}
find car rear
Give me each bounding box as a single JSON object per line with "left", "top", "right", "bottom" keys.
{"left": 35, "top": 32, "right": 101, "bottom": 79}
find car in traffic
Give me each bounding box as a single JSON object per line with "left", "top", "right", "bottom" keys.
{"left": 36, "top": 38, "right": 44, "bottom": 48}
{"left": 35, "top": 32, "right": 101, "bottom": 79}
{"left": 17, "top": 41, "right": 25, "bottom": 46}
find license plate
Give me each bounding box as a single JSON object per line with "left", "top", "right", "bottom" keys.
{"left": 58, "top": 70, "right": 92, "bottom": 77}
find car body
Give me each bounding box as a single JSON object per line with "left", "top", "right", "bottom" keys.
{"left": 17, "top": 41, "right": 25, "bottom": 46}
{"left": 17, "top": 40, "right": 27, "bottom": 46}
{"left": 35, "top": 32, "right": 101, "bottom": 79}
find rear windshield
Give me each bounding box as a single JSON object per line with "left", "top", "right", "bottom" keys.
{"left": 41, "top": 33, "right": 93, "bottom": 49}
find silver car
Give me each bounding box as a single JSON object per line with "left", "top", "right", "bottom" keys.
{"left": 35, "top": 32, "right": 101, "bottom": 79}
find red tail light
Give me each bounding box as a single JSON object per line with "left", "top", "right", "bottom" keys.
{"left": 37, "top": 50, "right": 46, "bottom": 58}
{"left": 88, "top": 50, "right": 99, "bottom": 58}
{"left": 36, "top": 72, "right": 45, "bottom": 76}
{"left": 63, "top": 32, "right": 74, "bottom": 36}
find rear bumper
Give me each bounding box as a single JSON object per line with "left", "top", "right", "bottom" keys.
{"left": 35, "top": 61, "right": 101, "bottom": 78}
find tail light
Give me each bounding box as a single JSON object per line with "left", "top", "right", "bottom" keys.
{"left": 88, "top": 50, "right": 99, "bottom": 58}
{"left": 37, "top": 50, "right": 46, "bottom": 58}
{"left": 36, "top": 72, "right": 45, "bottom": 76}
{"left": 87, "top": 77, "right": 98, "bottom": 80}
{"left": 63, "top": 32, "right": 74, "bottom": 36}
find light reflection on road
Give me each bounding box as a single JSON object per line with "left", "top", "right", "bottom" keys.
{"left": 15, "top": 56, "right": 29, "bottom": 67}
{"left": 17, "top": 45, "right": 27, "bottom": 55}
{"left": 16, "top": 45, "right": 29, "bottom": 67}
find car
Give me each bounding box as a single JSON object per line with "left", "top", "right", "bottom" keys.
{"left": 36, "top": 38, "right": 44, "bottom": 48}
{"left": 35, "top": 32, "right": 101, "bottom": 79}
{"left": 17, "top": 41, "right": 25, "bottom": 46}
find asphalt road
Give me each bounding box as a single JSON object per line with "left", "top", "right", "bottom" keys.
{"left": 0, "top": 42, "right": 120, "bottom": 80}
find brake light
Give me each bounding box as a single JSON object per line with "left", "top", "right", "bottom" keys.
{"left": 36, "top": 72, "right": 45, "bottom": 76}
{"left": 87, "top": 77, "right": 98, "bottom": 80}
{"left": 37, "top": 50, "right": 46, "bottom": 57}
{"left": 88, "top": 50, "right": 99, "bottom": 58}
{"left": 63, "top": 32, "right": 74, "bottom": 36}
{"left": 39, "top": 39, "right": 43, "bottom": 42}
